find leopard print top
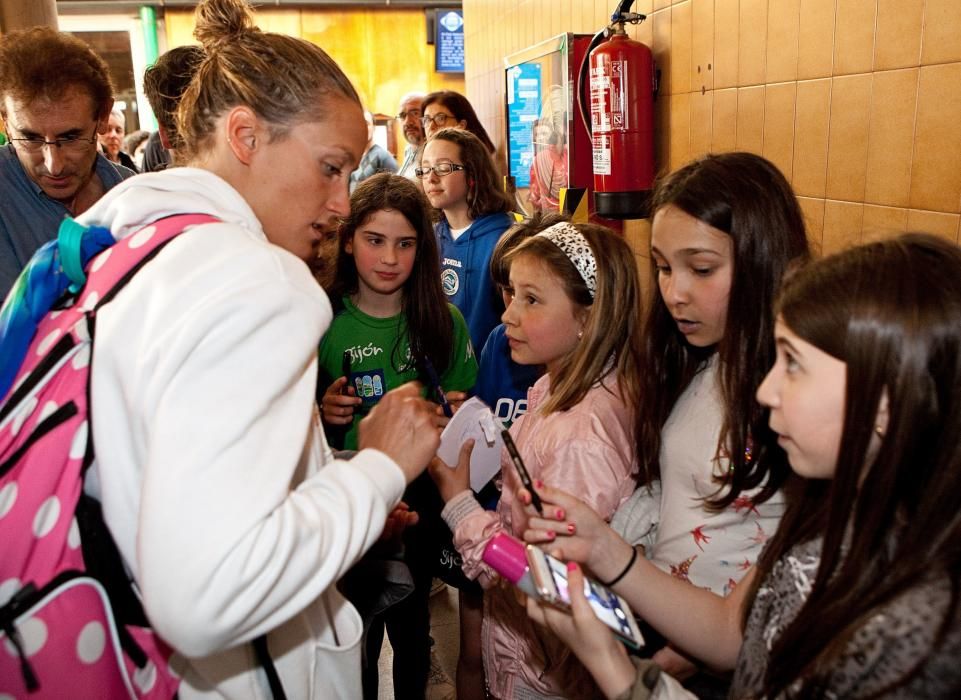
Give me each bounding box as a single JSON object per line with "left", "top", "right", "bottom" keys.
{"left": 730, "top": 536, "right": 961, "bottom": 698}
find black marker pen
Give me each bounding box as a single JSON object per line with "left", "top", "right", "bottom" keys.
{"left": 501, "top": 429, "right": 543, "bottom": 513}
{"left": 421, "top": 356, "right": 453, "bottom": 418}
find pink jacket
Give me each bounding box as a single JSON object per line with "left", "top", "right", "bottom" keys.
{"left": 442, "top": 374, "right": 639, "bottom": 699}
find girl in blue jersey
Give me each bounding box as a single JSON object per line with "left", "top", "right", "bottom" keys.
{"left": 418, "top": 127, "right": 514, "bottom": 354}
{"left": 473, "top": 212, "right": 559, "bottom": 429}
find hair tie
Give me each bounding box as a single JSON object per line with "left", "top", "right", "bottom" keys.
{"left": 536, "top": 222, "right": 596, "bottom": 298}
{"left": 599, "top": 545, "right": 638, "bottom": 587}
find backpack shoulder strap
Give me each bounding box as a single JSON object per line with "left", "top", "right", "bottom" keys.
{"left": 83, "top": 213, "right": 221, "bottom": 313}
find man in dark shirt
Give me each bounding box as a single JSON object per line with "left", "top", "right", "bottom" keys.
{"left": 0, "top": 27, "right": 134, "bottom": 300}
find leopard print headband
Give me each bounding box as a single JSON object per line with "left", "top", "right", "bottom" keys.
{"left": 536, "top": 222, "right": 597, "bottom": 299}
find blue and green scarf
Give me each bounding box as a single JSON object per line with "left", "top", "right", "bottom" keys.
{"left": 0, "top": 218, "right": 114, "bottom": 401}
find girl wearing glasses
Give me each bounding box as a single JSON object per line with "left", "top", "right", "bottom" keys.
{"left": 422, "top": 90, "right": 496, "bottom": 154}
{"left": 419, "top": 127, "right": 514, "bottom": 354}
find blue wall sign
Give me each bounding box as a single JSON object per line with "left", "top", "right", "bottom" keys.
{"left": 506, "top": 63, "right": 542, "bottom": 188}
{"left": 436, "top": 10, "right": 464, "bottom": 73}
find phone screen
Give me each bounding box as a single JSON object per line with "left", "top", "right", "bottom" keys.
{"left": 544, "top": 553, "right": 643, "bottom": 650}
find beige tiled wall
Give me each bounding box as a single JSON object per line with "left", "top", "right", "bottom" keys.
{"left": 164, "top": 7, "right": 464, "bottom": 157}
{"left": 463, "top": 0, "right": 961, "bottom": 259}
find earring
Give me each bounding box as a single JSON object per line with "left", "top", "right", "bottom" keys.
{"left": 874, "top": 425, "right": 885, "bottom": 438}
{"left": 577, "top": 329, "right": 583, "bottom": 340}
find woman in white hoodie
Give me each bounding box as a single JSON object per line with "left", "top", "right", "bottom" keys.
{"left": 77, "top": 0, "right": 443, "bottom": 696}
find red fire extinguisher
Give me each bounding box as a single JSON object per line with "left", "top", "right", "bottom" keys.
{"left": 578, "top": 1, "right": 656, "bottom": 219}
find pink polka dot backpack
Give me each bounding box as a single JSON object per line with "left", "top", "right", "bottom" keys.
{"left": 0, "top": 214, "right": 215, "bottom": 699}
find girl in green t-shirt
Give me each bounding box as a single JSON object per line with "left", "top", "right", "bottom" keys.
{"left": 317, "top": 172, "right": 477, "bottom": 700}
{"left": 318, "top": 172, "right": 477, "bottom": 448}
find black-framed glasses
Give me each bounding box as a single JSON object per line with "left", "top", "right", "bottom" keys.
{"left": 414, "top": 163, "right": 466, "bottom": 179}
{"left": 9, "top": 126, "right": 98, "bottom": 154}
{"left": 397, "top": 108, "right": 422, "bottom": 120}
{"left": 421, "top": 113, "right": 454, "bottom": 129}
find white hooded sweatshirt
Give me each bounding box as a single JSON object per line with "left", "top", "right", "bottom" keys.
{"left": 78, "top": 168, "right": 406, "bottom": 698}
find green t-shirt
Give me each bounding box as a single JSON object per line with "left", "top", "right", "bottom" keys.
{"left": 318, "top": 296, "right": 478, "bottom": 450}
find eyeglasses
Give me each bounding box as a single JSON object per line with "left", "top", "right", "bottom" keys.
{"left": 9, "top": 127, "right": 98, "bottom": 154}
{"left": 397, "top": 109, "right": 422, "bottom": 120}
{"left": 421, "top": 113, "right": 455, "bottom": 129}
{"left": 414, "top": 163, "right": 466, "bottom": 179}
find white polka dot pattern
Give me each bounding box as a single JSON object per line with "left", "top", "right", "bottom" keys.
{"left": 11, "top": 396, "right": 37, "bottom": 437}
{"left": 73, "top": 318, "right": 90, "bottom": 343}
{"left": 76, "top": 621, "right": 106, "bottom": 663}
{"left": 72, "top": 346, "right": 91, "bottom": 370}
{"left": 135, "top": 660, "right": 158, "bottom": 692}
{"left": 10, "top": 370, "right": 29, "bottom": 394}
{"left": 80, "top": 291, "right": 100, "bottom": 312}
{"left": 36, "top": 329, "right": 61, "bottom": 356}
{"left": 89, "top": 247, "right": 112, "bottom": 272}
{"left": 5, "top": 617, "right": 47, "bottom": 656}
{"left": 67, "top": 517, "right": 81, "bottom": 549}
{"left": 0, "top": 578, "right": 21, "bottom": 606}
{"left": 38, "top": 400, "right": 59, "bottom": 422}
{"left": 69, "top": 421, "right": 88, "bottom": 460}
{"left": 0, "top": 483, "right": 17, "bottom": 519}
{"left": 127, "top": 225, "right": 157, "bottom": 248}
{"left": 32, "top": 496, "right": 61, "bottom": 538}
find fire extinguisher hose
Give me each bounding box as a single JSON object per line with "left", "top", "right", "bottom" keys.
{"left": 576, "top": 1, "right": 648, "bottom": 139}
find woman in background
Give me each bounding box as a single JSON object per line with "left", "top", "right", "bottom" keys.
{"left": 422, "top": 90, "right": 496, "bottom": 154}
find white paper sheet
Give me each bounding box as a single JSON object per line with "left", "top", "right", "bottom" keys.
{"left": 436, "top": 396, "right": 504, "bottom": 492}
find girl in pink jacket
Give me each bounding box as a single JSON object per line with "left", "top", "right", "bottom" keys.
{"left": 430, "top": 220, "right": 644, "bottom": 699}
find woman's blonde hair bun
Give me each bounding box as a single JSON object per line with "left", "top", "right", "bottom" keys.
{"left": 193, "top": 0, "right": 256, "bottom": 51}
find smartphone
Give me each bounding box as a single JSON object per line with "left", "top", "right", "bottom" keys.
{"left": 526, "top": 546, "right": 644, "bottom": 650}
{"left": 526, "top": 544, "right": 560, "bottom": 602}
{"left": 340, "top": 350, "right": 352, "bottom": 396}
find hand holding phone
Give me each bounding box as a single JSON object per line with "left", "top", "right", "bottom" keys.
{"left": 526, "top": 545, "right": 643, "bottom": 650}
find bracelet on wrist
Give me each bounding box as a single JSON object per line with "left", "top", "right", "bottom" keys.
{"left": 599, "top": 545, "right": 638, "bottom": 587}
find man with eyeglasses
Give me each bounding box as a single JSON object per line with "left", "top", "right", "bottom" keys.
{"left": 395, "top": 92, "right": 426, "bottom": 180}
{"left": 0, "top": 27, "right": 135, "bottom": 300}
